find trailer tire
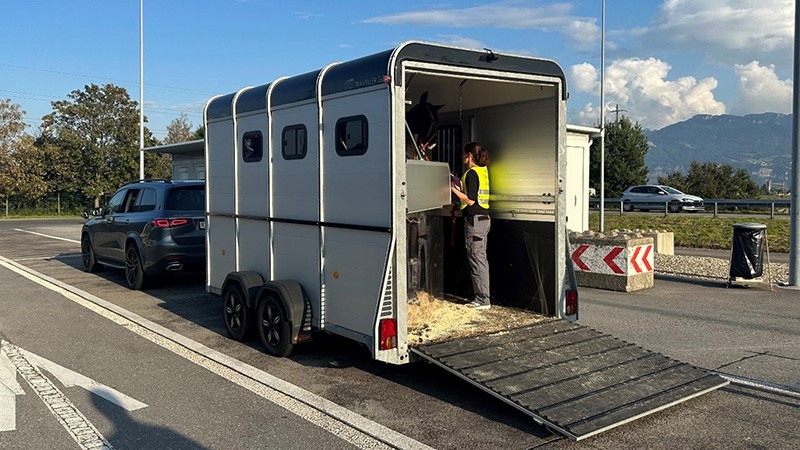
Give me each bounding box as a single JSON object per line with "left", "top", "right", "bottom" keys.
{"left": 257, "top": 296, "right": 293, "bottom": 357}
{"left": 223, "top": 283, "right": 251, "bottom": 341}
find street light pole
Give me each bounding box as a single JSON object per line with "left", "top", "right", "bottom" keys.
{"left": 789, "top": 0, "right": 800, "bottom": 285}
{"left": 139, "top": 0, "right": 145, "bottom": 180}
{"left": 599, "top": 0, "right": 606, "bottom": 232}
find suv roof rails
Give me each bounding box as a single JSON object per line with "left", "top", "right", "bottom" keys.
{"left": 123, "top": 178, "right": 174, "bottom": 186}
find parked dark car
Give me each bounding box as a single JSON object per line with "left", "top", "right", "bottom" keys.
{"left": 81, "top": 179, "right": 206, "bottom": 289}
{"left": 620, "top": 185, "right": 704, "bottom": 213}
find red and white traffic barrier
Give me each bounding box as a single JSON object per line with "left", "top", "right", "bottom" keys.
{"left": 569, "top": 232, "right": 655, "bottom": 292}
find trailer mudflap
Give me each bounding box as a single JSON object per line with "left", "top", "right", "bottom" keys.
{"left": 411, "top": 319, "right": 728, "bottom": 441}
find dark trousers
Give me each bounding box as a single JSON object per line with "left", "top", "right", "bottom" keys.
{"left": 465, "top": 215, "right": 490, "bottom": 305}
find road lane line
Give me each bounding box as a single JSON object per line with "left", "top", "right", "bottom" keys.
{"left": 0, "top": 255, "right": 434, "bottom": 450}
{"left": 2, "top": 341, "right": 113, "bottom": 449}
{"left": 13, "top": 228, "right": 81, "bottom": 244}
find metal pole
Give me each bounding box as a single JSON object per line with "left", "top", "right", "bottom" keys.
{"left": 599, "top": 0, "right": 606, "bottom": 232}
{"left": 791, "top": 0, "right": 800, "bottom": 285}
{"left": 139, "top": 0, "right": 145, "bottom": 180}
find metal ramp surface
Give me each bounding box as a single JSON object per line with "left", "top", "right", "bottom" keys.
{"left": 411, "top": 319, "right": 728, "bottom": 440}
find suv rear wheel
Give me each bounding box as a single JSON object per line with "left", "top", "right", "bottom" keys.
{"left": 125, "top": 245, "right": 147, "bottom": 290}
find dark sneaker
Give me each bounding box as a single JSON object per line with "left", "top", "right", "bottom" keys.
{"left": 467, "top": 301, "right": 491, "bottom": 310}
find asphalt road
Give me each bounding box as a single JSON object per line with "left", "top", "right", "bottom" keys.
{"left": 0, "top": 218, "right": 798, "bottom": 449}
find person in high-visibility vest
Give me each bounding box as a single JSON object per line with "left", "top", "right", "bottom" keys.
{"left": 451, "top": 142, "right": 491, "bottom": 310}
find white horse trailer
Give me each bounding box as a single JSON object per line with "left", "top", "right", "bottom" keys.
{"left": 203, "top": 42, "right": 726, "bottom": 440}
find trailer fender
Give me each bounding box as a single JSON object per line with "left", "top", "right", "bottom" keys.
{"left": 256, "top": 280, "right": 307, "bottom": 344}
{"left": 222, "top": 271, "right": 265, "bottom": 310}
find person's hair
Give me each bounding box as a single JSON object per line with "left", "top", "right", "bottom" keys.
{"left": 464, "top": 142, "right": 490, "bottom": 166}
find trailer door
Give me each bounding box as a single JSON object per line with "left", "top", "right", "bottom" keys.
{"left": 320, "top": 85, "right": 393, "bottom": 340}
{"left": 270, "top": 99, "right": 322, "bottom": 326}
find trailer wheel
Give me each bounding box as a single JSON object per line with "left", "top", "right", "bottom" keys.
{"left": 223, "top": 284, "right": 250, "bottom": 341}
{"left": 257, "top": 296, "right": 293, "bottom": 357}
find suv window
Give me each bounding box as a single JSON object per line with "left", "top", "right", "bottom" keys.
{"left": 123, "top": 189, "right": 140, "bottom": 213}
{"left": 107, "top": 190, "right": 127, "bottom": 214}
{"left": 630, "top": 187, "right": 645, "bottom": 194}
{"left": 166, "top": 186, "right": 205, "bottom": 211}
{"left": 135, "top": 188, "right": 157, "bottom": 212}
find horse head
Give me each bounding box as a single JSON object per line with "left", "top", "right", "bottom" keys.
{"left": 406, "top": 91, "right": 444, "bottom": 159}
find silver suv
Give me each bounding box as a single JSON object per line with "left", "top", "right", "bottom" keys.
{"left": 620, "top": 185, "right": 704, "bottom": 213}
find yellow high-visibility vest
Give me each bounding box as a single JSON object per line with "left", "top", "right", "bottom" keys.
{"left": 460, "top": 166, "right": 490, "bottom": 210}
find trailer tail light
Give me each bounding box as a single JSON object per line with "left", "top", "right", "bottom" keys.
{"left": 566, "top": 289, "right": 578, "bottom": 317}
{"left": 152, "top": 218, "right": 191, "bottom": 228}
{"left": 379, "top": 319, "right": 397, "bottom": 350}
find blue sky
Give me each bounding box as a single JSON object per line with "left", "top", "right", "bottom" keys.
{"left": 1, "top": 0, "right": 795, "bottom": 139}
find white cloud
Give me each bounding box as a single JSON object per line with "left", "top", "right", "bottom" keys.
{"left": 645, "top": 0, "right": 793, "bottom": 57}
{"left": 733, "top": 61, "right": 792, "bottom": 114}
{"left": 431, "top": 35, "right": 486, "bottom": 50}
{"left": 362, "top": 1, "right": 605, "bottom": 52}
{"left": 575, "top": 58, "right": 726, "bottom": 130}
{"left": 570, "top": 63, "right": 598, "bottom": 94}
{"left": 562, "top": 19, "right": 601, "bottom": 52}
{"left": 363, "top": 2, "right": 575, "bottom": 29}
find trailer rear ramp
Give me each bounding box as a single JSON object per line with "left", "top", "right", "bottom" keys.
{"left": 411, "top": 319, "right": 728, "bottom": 441}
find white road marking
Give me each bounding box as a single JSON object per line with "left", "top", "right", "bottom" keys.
{"left": 0, "top": 348, "right": 26, "bottom": 432}
{"left": 15, "top": 254, "right": 83, "bottom": 262}
{"left": 20, "top": 348, "right": 148, "bottom": 411}
{"left": 1, "top": 341, "right": 113, "bottom": 449}
{"left": 1, "top": 339, "right": 146, "bottom": 436}
{"left": 13, "top": 228, "right": 81, "bottom": 244}
{"left": 0, "top": 255, "right": 434, "bottom": 450}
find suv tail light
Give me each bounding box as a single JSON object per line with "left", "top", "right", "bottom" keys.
{"left": 152, "top": 218, "right": 192, "bottom": 228}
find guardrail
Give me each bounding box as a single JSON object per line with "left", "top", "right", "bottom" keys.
{"left": 589, "top": 198, "right": 792, "bottom": 219}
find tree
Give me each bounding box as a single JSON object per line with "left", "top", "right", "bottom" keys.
{"left": 192, "top": 125, "right": 205, "bottom": 140}
{"left": 165, "top": 112, "right": 194, "bottom": 144}
{"left": 39, "top": 84, "right": 162, "bottom": 205}
{"left": 590, "top": 116, "right": 649, "bottom": 198}
{"left": 0, "top": 99, "right": 46, "bottom": 206}
{"left": 657, "top": 162, "right": 761, "bottom": 199}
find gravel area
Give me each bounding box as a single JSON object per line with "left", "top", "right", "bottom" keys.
{"left": 655, "top": 253, "right": 789, "bottom": 285}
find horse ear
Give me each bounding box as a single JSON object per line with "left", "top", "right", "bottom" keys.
{"left": 420, "top": 91, "right": 429, "bottom": 103}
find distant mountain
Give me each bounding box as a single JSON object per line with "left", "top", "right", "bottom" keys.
{"left": 644, "top": 113, "right": 793, "bottom": 187}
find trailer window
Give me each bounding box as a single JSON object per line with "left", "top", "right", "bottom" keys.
{"left": 335, "top": 115, "right": 368, "bottom": 156}
{"left": 282, "top": 125, "right": 307, "bottom": 160}
{"left": 242, "top": 131, "right": 263, "bottom": 163}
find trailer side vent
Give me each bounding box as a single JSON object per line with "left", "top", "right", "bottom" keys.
{"left": 379, "top": 261, "right": 394, "bottom": 318}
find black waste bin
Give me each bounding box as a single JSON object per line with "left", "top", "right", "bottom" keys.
{"left": 729, "top": 222, "right": 767, "bottom": 282}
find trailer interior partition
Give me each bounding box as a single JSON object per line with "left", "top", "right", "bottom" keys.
{"left": 401, "top": 65, "right": 565, "bottom": 321}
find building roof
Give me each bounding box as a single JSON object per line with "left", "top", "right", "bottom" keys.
{"left": 145, "top": 139, "right": 204, "bottom": 156}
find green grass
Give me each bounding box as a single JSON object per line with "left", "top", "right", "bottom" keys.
{"left": 589, "top": 214, "right": 789, "bottom": 253}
